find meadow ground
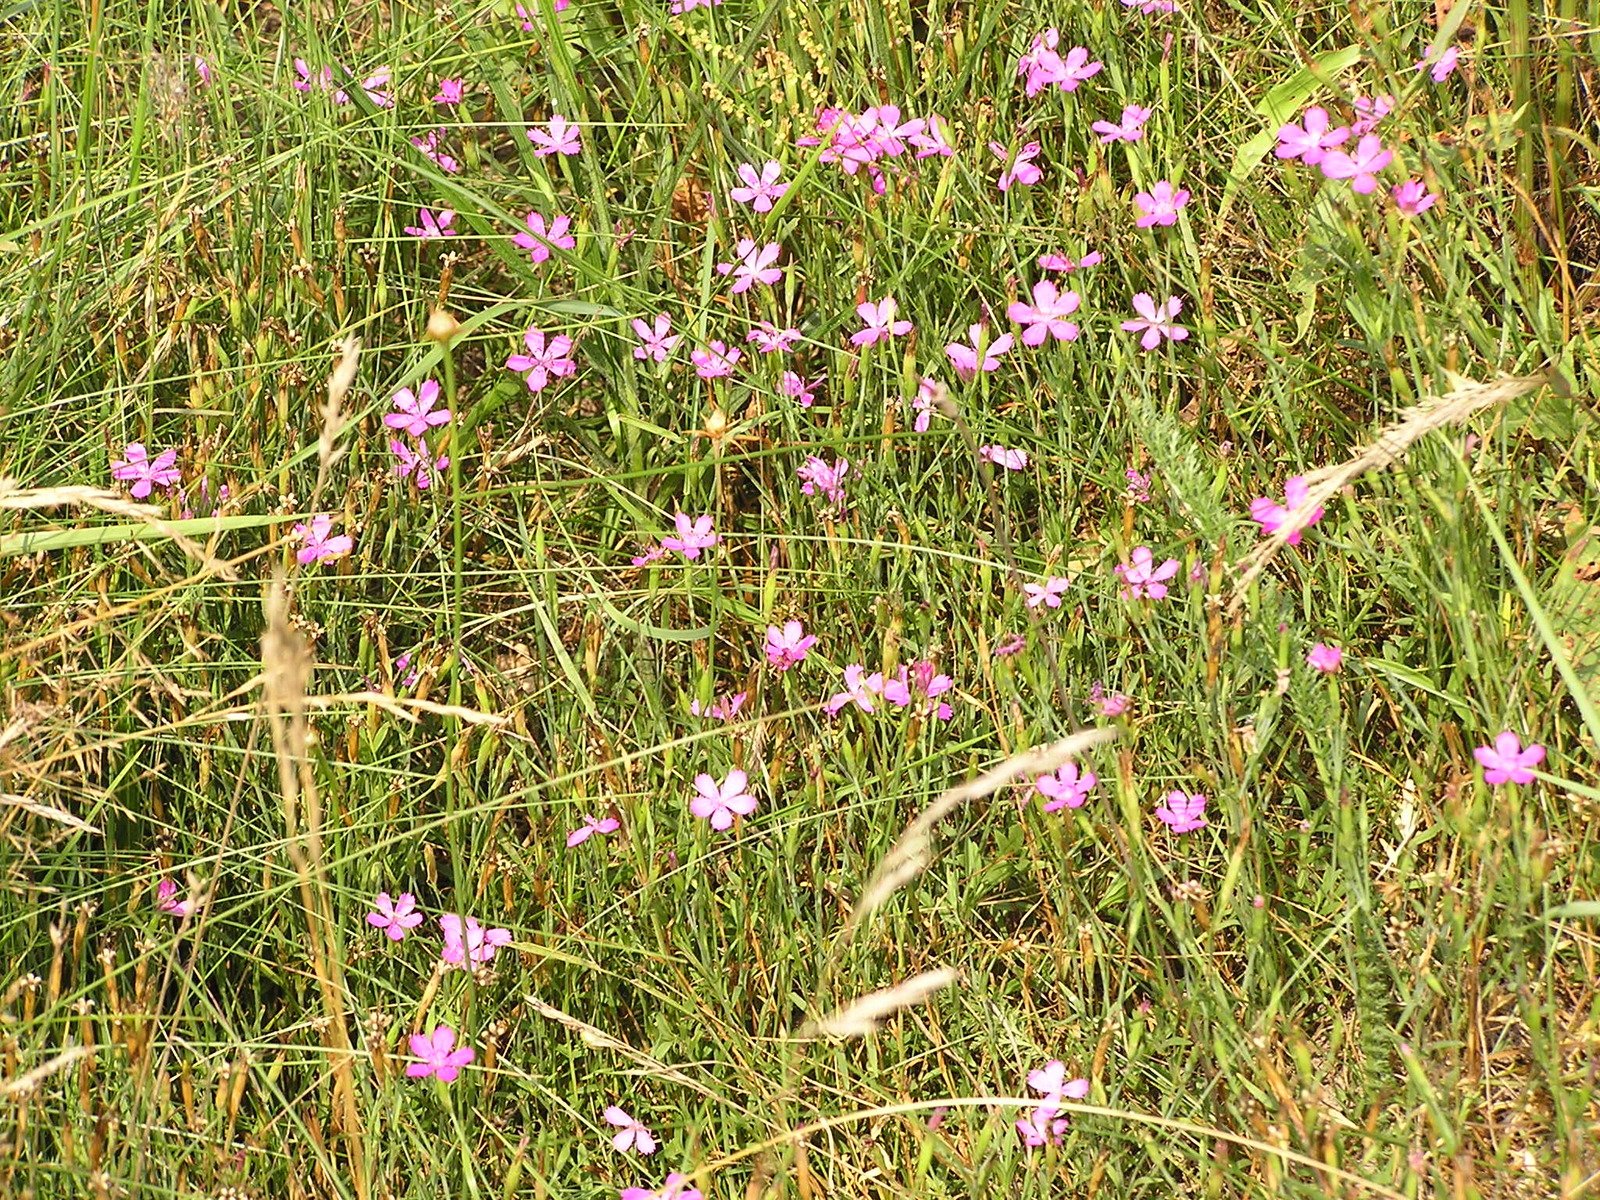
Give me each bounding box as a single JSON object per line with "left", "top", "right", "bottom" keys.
{"left": 1, "top": 0, "right": 1598, "bottom": 1197}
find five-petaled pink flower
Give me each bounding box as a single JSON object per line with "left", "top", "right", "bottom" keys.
{"left": 882, "top": 660, "right": 956, "bottom": 721}
{"left": 1091, "top": 682, "right": 1131, "bottom": 717}
{"left": 690, "top": 691, "right": 747, "bottom": 720}
{"left": 385, "top": 380, "right": 452, "bottom": 437}
{"left": 294, "top": 514, "right": 354, "bottom": 565}
{"left": 621, "top": 1175, "right": 703, "bottom": 1200}
{"left": 1008, "top": 281, "right": 1081, "bottom": 346}
{"left": 1275, "top": 107, "right": 1350, "bottom": 166}
{"left": 979, "top": 445, "right": 1029, "bottom": 471}
{"left": 690, "top": 341, "right": 741, "bottom": 380}
{"left": 765, "top": 620, "right": 817, "bottom": 670}
{"left": 1038, "top": 250, "right": 1102, "bottom": 273}
{"left": 716, "top": 240, "right": 783, "bottom": 293}
{"left": 1029, "top": 1060, "right": 1090, "bottom": 1105}
{"left": 113, "top": 443, "right": 181, "bottom": 498}
{"left": 1115, "top": 546, "right": 1179, "bottom": 599}
{"left": 730, "top": 161, "right": 788, "bottom": 211}
{"left": 1134, "top": 180, "right": 1189, "bottom": 228}
{"left": 528, "top": 113, "right": 581, "bottom": 156}
{"left": 403, "top": 207, "right": 457, "bottom": 239}
{"left": 1391, "top": 179, "right": 1439, "bottom": 216}
{"left": 390, "top": 439, "right": 449, "bottom": 490}
{"left": 604, "top": 1105, "right": 658, "bottom": 1155}
{"left": 516, "top": 0, "right": 571, "bottom": 27}
{"left": 910, "top": 377, "right": 940, "bottom": 431}
{"left": 1034, "top": 763, "right": 1097, "bottom": 811}
{"left": 1122, "top": 0, "right": 1177, "bottom": 14}
{"left": 1416, "top": 44, "right": 1460, "bottom": 82}
{"left": 1350, "top": 93, "right": 1395, "bottom": 137}
{"left": 432, "top": 77, "right": 465, "bottom": 105}
{"left": 1018, "top": 31, "right": 1103, "bottom": 95}
{"left": 1155, "top": 789, "right": 1208, "bottom": 833}
{"left": 439, "top": 914, "right": 512, "bottom": 968}
{"left": 747, "top": 322, "right": 801, "bottom": 354}
{"left": 797, "top": 455, "right": 849, "bottom": 506}
{"left": 513, "top": 211, "right": 575, "bottom": 264}
{"left": 156, "top": 879, "right": 195, "bottom": 917}
{"left": 1319, "top": 134, "right": 1392, "bottom": 194}
{"left": 366, "top": 891, "right": 424, "bottom": 940}
{"left": 410, "top": 129, "right": 460, "bottom": 173}
{"left": 567, "top": 815, "right": 620, "bottom": 848}
{"left": 1307, "top": 643, "right": 1343, "bottom": 674}
{"left": 661, "top": 513, "right": 719, "bottom": 559}
{"left": 1093, "top": 104, "right": 1152, "bottom": 143}
{"left": 406, "top": 1025, "right": 475, "bottom": 1082}
{"left": 1249, "top": 476, "right": 1324, "bottom": 546}
{"left": 824, "top": 664, "right": 884, "bottom": 715}
{"left": 1473, "top": 732, "right": 1545, "bottom": 786}
{"left": 782, "top": 371, "right": 818, "bottom": 407}
{"left": 851, "top": 297, "right": 913, "bottom": 347}
{"left": 946, "top": 324, "right": 1014, "bottom": 381}
{"left": 1024, "top": 576, "right": 1070, "bottom": 609}
{"left": 505, "top": 326, "right": 578, "bottom": 393}
{"left": 633, "top": 314, "right": 680, "bottom": 362}
{"left": 1120, "top": 293, "right": 1189, "bottom": 350}
{"left": 690, "top": 769, "right": 757, "bottom": 830}
{"left": 991, "top": 140, "right": 1043, "bottom": 191}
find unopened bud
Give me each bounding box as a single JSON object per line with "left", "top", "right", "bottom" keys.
{"left": 425, "top": 308, "right": 461, "bottom": 344}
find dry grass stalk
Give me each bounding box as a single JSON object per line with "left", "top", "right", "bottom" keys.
{"left": 795, "top": 967, "right": 960, "bottom": 1040}
{"left": 0, "top": 793, "right": 99, "bottom": 835}
{"left": 523, "top": 993, "right": 729, "bottom": 1105}
{"left": 0, "top": 1044, "right": 91, "bottom": 1099}
{"left": 310, "top": 336, "right": 360, "bottom": 508}
{"left": 307, "top": 690, "right": 509, "bottom": 726}
{"left": 849, "top": 726, "right": 1120, "bottom": 929}
{"left": 1227, "top": 373, "right": 1551, "bottom": 615}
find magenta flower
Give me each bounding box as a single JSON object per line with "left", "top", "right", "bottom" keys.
{"left": 403, "top": 207, "right": 457, "bottom": 239}
{"left": 851, "top": 297, "right": 913, "bottom": 347}
{"left": 1473, "top": 732, "right": 1545, "bottom": 786}
{"left": 432, "top": 77, "right": 465, "bottom": 105}
{"left": 690, "top": 769, "right": 757, "bottom": 830}
{"left": 512, "top": 211, "right": 575, "bottom": 264}
{"left": 824, "top": 664, "right": 884, "bottom": 715}
{"left": 632, "top": 314, "right": 681, "bottom": 362}
{"left": 661, "top": 513, "right": 719, "bottom": 559}
{"left": 410, "top": 129, "right": 460, "bottom": 173}
{"left": 765, "top": 620, "right": 817, "bottom": 670}
{"left": 690, "top": 341, "right": 741, "bottom": 380}
{"left": 1350, "top": 93, "right": 1395, "bottom": 137}
{"left": 747, "top": 322, "right": 801, "bottom": 354}
{"left": 527, "top": 113, "right": 581, "bottom": 157}
{"left": 992, "top": 140, "right": 1043, "bottom": 191}
{"left": 781, "top": 371, "right": 818, "bottom": 407}
{"left": 156, "top": 879, "right": 195, "bottom": 917}
{"left": 1134, "top": 180, "right": 1189, "bottom": 228}
{"left": 516, "top": 0, "right": 571, "bottom": 26}
{"left": 1416, "top": 44, "right": 1460, "bottom": 82}
{"left": 366, "top": 891, "right": 424, "bottom": 940}
{"left": 505, "top": 326, "right": 577, "bottom": 393}
{"left": 690, "top": 691, "right": 747, "bottom": 720}
{"left": 1319, "top": 134, "right": 1392, "bottom": 194}
{"left": 1090, "top": 682, "right": 1131, "bottom": 717}
{"left": 385, "top": 379, "right": 451, "bottom": 437}
{"left": 112, "top": 443, "right": 181, "bottom": 498}
{"left": 406, "top": 1025, "right": 475, "bottom": 1082}
{"left": 715, "top": 239, "right": 783, "bottom": 293}
{"left": 194, "top": 55, "right": 212, "bottom": 86}
{"left": 945, "top": 324, "right": 1013, "bottom": 381}
{"left": 797, "top": 455, "right": 849, "bottom": 507}
{"left": 604, "top": 1105, "right": 658, "bottom": 1155}
{"left": 1122, "top": 0, "right": 1177, "bottom": 13}
{"left": 1155, "top": 789, "right": 1208, "bottom": 833}
{"left": 1391, "top": 179, "right": 1439, "bottom": 216}
{"left": 1275, "top": 107, "right": 1350, "bottom": 166}
{"left": 906, "top": 113, "right": 956, "bottom": 158}
{"left": 1306, "top": 643, "right": 1343, "bottom": 674}
{"left": 293, "top": 514, "right": 353, "bottom": 565}
{"left": 910, "top": 377, "right": 939, "bottom": 431}
{"left": 292, "top": 58, "right": 334, "bottom": 93}
{"left": 670, "top": 0, "right": 724, "bottom": 10}
{"left": 1023, "top": 576, "right": 1070, "bottom": 609}
{"left": 979, "top": 445, "right": 1029, "bottom": 472}
{"left": 882, "top": 660, "right": 955, "bottom": 721}
{"left": 439, "top": 914, "right": 512, "bottom": 968}
{"left": 1007, "top": 281, "right": 1081, "bottom": 346}
{"left": 1034, "top": 763, "right": 1097, "bottom": 811}
{"left": 567, "top": 815, "right": 620, "bottom": 848}
{"left": 1115, "top": 546, "right": 1179, "bottom": 599}
{"left": 730, "top": 161, "right": 788, "bottom": 211}
{"left": 1249, "top": 476, "right": 1324, "bottom": 546}
{"left": 390, "top": 439, "right": 449, "bottom": 490}
{"left": 1029, "top": 1060, "right": 1090, "bottom": 1105}
{"left": 1017, "top": 31, "right": 1102, "bottom": 94}
{"left": 1038, "top": 249, "right": 1102, "bottom": 273}
{"left": 621, "top": 1175, "right": 703, "bottom": 1200}
{"left": 333, "top": 67, "right": 392, "bottom": 108}
{"left": 994, "top": 633, "right": 1027, "bottom": 658}
{"left": 1092, "top": 104, "right": 1152, "bottom": 143}
{"left": 1120, "top": 293, "right": 1188, "bottom": 350}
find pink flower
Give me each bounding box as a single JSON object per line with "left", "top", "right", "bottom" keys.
{"left": 797, "top": 455, "right": 849, "bottom": 507}
{"left": 406, "top": 1025, "right": 475, "bottom": 1082}
{"left": 1275, "top": 107, "right": 1350, "bottom": 165}
{"left": 505, "top": 326, "right": 578, "bottom": 393}
{"left": 1034, "top": 763, "right": 1097, "bottom": 811}
{"left": 512, "top": 211, "right": 575, "bottom": 264}
{"left": 1017, "top": 31, "right": 1103, "bottom": 94}
{"left": 567, "top": 815, "right": 620, "bottom": 847}
{"left": 1115, "top": 546, "right": 1179, "bottom": 599}
{"left": 439, "top": 914, "right": 512, "bottom": 968}
{"left": 1155, "top": 789, "right": 1208, "bottom": 833}
{"left": 1416, "top": 44, "right": 1460, "bottom": 82}
{"left": 1120, "top": 293, "right": 1188, "bottom": 350}
{"left": 432, "top": 77, "right": 465, "bottom": 105}
{"left": 292, "top": 58, "right": 334, "bottom": 93}
{"left": 621, "top": 1175, "right": 703, "bottom": 1200}
{"left": 991, "top": 140, "right": 1043, "bottom": 191}
{"left": 339, "top": 67, "right": 393, "bottom": 108}
{"left": 979, "top": 445, "right": 1029, "bottom": 471}
{"left": 1350, "top": 93, "right": 1395, "bottom": 137}
{"left": 1306, "top": 643, "right": 1343, "bottom": 674}
{"left": 690, "top": 691, "right": 747, "bottom": 720}
{"left": 906, "top": 113, "right": 956, "bottom": 158}
{"left": 1133, "top": 180, "right": 1189, "bottom": 227}
{"left": 715, "top": 240, "right": 783, "bottom": 294}
{"left": 670, "top": 0, "right": 724, "bottom": 10}
{"left": 994, "top": 633, "right": 1027, "bottom": 658}
{"left": 193, "top": 56, "right": 212, "bottom": 85}
{"left": 945, "top": 324, "right": 1013, "bottom": 381}
{"left": 156, "top": 879, "right": 195, "bottom": 917}
{"left": 1016, "top": 1107, "right": 1070, "bottom": 1147}
{"left": 385, "top": 379, "right": 451, "bottom": 437}
{"left": 112, "top": 443, "right": 181, "bottom": 498}
{"left": 404, "top": 207, "right": 457, "bottom": 239}
{"left": 390, "top": 439, "right": 450, "bottom": 489}
{"left": 1391, "top": 178, "right": 1439, "bottom": 216}
{"left": 1029, "top": 1060, "right": 1090, "bottom": 1104}
{"left": 882, "top": 660, "right": 955, "bottom": 721}
{"left": 1126, "top": 468, "right": 1153, "bottom": 503}
{"left": 765, "top": 620, "right": 817, "bottom": 670}
{"left": 730, "top": 161, "right": 788, "bottom": 211}
{"left": 515, "top": 0, "right": 571, "bottom": 27}
{"left": 1320, "top": 134, "right": 1392, "bottom": 194}
{"left": 747, "top": 322, "right": 801, "bottom": 354}
{"left": 1092, "top": 104, "right": 1152, "bottom": 143}
{"left": 604, "top": 1105, "right": 658, "bottom": 1155}
{"left": 690, "top": 341, "right": 741, "bottom": 380}
{"left": 293, "top": 514, "right": 353, "bottom": 565}
{"left": 1249, "top": 476, "right": 1324, "bottom": 546}
{"left": 782, "top": 371, "right": 818, "bottom": 407}
{"left": 851, "top": 297, "right": 913, "bottom": 347}
{"left": 1091, "top": 682, "right": 1131, "bottom": 717}
{"left": 660, "top": 513, "right": 719, "bottom": 559}
{"left": 1023, "top": 576, "right": 1070, "bottom": 609}
{"left": 527, "top": 114, "right": 581, "bottom": 157}
{"left": 1037, "top": 250, "right": 1101, "bottom": 273}
{"left": 410, "top": 129, "right": 460, "bottom": 173}
{"left": 366, "top": 891, "right": 424, "bottom": 940}
{"left": 1007, "top": 281, "right": 1081, "bottom": 346}
{"left": 690, "top": 769, "right": 757, "bottom": 830}
{"left": 1122, "top": 0, "right": 1177, "bottom": 13}
{"left": 824, "top": 664, "right": 884, "bottom": 715}
{"left": 1473, "top": 732, "right": 1545, "bottom": 786}
{"left": 910, "top": 377, "right": 939, "bottom": 431}
{"left": 632, "top": 314, "right": 681, "bottom": 362}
